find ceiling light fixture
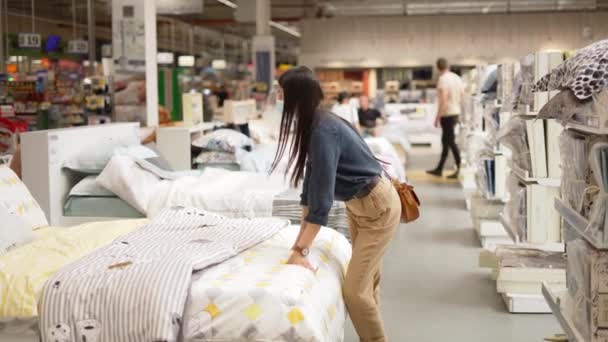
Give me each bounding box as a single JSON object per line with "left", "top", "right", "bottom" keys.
{"left": 216, "top": 0, "right": 237, "bottom": 9}
{"left": 216, "top": 0, "right": 301, "bottom": 38}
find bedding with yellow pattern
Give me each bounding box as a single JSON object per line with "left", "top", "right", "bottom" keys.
{"left": 0, "top": 219, "right": 148, "bottom": 318}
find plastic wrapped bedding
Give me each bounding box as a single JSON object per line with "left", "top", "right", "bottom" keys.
{"left": 584, "top": 143, "right": 608, "bottom": 243}
{"left": 498, "top": 116, "right": 532, "bottom": 174}
{"left": 504, "top": 173, "right": 527, "bottom": 241}
{"left": 565, "top": 237, "right": 608, "bottom": 342}
{"left": 560, "top": 130, "right": 593, "bottom": 214}
{"left": 537, "top": 89, "right": 608, "bottom": 127}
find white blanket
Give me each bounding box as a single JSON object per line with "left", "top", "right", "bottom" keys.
{"left": 97, "top": 157, "right": 289, "bottom": 218}
{"left": 148, "top": 168, "right": 289, "bottom": 218}
{"left": 365, "top": 137, "right": 407, "bottom": 181}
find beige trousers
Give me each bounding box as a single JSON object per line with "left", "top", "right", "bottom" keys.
{"left": 344, "top": 177, "right": 401, "bottom": 342}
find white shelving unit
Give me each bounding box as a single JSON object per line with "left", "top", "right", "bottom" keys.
{"left": 157, "top": 122, "right": 223, "bottom": 171}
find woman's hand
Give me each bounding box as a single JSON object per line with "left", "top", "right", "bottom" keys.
{"left": 287, "top": 251, "right": 316, "bottom": 273}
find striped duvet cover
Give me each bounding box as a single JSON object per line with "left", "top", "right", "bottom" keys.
{"left": 38, "top": 207, "right": 290, "bottom": 342}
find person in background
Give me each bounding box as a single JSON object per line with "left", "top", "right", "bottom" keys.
{"left": 216, "top": 84, "right": 229, "bottom": 107}
{"left": 271, "top": 67, "right": 401, "bottom": 342}
{"left": 332, "top": 91, "right": 361, "bottom": 131}
{"left": 358, "top": 95, "right": 384, "bottom": 137}
{"left": 427, "top": 57, "right": 464, "bottom": 179}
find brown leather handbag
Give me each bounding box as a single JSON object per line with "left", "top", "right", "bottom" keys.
{"left": 388, "top": 177, "right": 421, "bottom": 223}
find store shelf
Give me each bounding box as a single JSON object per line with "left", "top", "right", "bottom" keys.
{"left": 554, "top": 197, "right": 608, "bottom": 250}
{"left": 566, "top": 121, "right": 608, "bottom": 136}
{"left": 502, "top": 293, "right": 551, "bottom": 313}
{"left": 542, "top": 282, "right": 585, "bottom": 342}
{"left": 499, "top": 213, "right": 565, "bottom": 252}
{"left": 511, "top": 162, "right": 560, "bottom": 187}
{"left": 499, "top": 213, "right": 519, "bottom": 243}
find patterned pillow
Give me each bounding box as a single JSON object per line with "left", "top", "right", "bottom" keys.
{"left": 192, "top": 129, "right": 252, "bottom": 153}
{"left": 0, "top": 166, "right": 49, "bottom": 230}
{"left": 194, "top": 151, "right": 239, "bottom": 165}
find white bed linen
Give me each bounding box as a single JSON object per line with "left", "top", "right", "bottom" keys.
{"left": 365, "top": 137, "right": 407, "bottom": 181}
{"left": 183, "top": 225, "right": 351, "bottom": 342}
{"left": 148, "top": 168, "right": 289, "bottom": 218}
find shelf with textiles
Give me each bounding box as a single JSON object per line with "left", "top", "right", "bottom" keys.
{"left": 565, "top": 121, "right": 608, "bottom": 136}
{"left": 554, "top": 197, "right": 608, "bottom": 250}
{"left": 510, "top": 162, "right": 561, "bottom": 187}
{"left": 499, "top": 213, "right": 565, "bottom": 253}
{"left": 541, "top": 283, "right": 585, "bottom": 342}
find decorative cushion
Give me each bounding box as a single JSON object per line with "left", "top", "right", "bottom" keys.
{"left": 534, "top": 39, "right": 608, "bottom": 100}
{"left": 0, "top": 166, "right": 48, "bottom": 230}
{"left": 192, "top": 129, "right": 252, "bottom": 153}
{"left": 63, "top": 145, "right": 158, "bottom": 174}
{"left": 194, "top": 151, "right": 239, "bottom": 165}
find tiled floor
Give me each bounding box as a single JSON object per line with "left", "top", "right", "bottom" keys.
{"left": 343, "top": 151, "right": 561, "bottom": 341}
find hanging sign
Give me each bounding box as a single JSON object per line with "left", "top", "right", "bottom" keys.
{"left": 101, "top": 44, "right": 112, "bottom": 58}
{"left": 67, "top": 40, "right": 89, "bottom": 54}
{"left": 18, "top": 33, "right": 42, "bottom": 49}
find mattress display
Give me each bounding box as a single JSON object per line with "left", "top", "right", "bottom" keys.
{"left": 182, "top": 225, "right": 351, "bottom": 342}
{"left": 63, "top": 196, "right": 144, "bottom": 218}
{"left": 0, "top": 225, "right": 351, "bottom": 342}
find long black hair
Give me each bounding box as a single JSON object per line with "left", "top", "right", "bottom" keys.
{"left": 269, "top": 66, "right": 324, "bottom": 186}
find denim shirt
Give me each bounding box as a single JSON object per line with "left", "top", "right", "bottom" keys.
{"left": 301, "top": 112, "right": 382, "bottom": 225}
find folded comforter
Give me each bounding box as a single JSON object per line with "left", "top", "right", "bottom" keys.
{"left": 39, "top": 207, "right": 289, "bottom": 342}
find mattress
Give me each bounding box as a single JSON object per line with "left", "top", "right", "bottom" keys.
{"left": 183, "top": 225, "right": 351, "bottom": 342}
{"left": 63, "top": 196, "right": 144, "bottom": 218}
{"left": 0, "top": 225, "right": 351, "bottom": 342}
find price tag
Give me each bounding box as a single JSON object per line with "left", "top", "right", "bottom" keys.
{"left": 18, "top": 33, "right": 42, "bottom": 49}
{"left": 68, "top": 40, "right": 89, "bottom": 54}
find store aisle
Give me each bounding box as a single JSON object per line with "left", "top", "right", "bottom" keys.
{"left": 344, "top": 167, "right": 561, "bottom": 341}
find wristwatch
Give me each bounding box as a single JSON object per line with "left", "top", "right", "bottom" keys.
{"left": 292, "top": 245, "right": 310, "bottom": 257}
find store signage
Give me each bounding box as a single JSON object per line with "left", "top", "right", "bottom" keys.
{"left": 212, "top": 59, "right": 227, "bottom": 70}
{"left": 18, "top": 33, "right": 42, "bottom": 49}
{"left": 101, "top": 44, "right": 112, "bottom": 58}
{"left": 156, "top": 0, "right": 203, "bottom": 14}
{"left": 157, "top": 52, "right": 175, "bottom": 65}
{"left": 67, "top": 40, "right": 89, "bottom": 54}
{"left": 178, "top": 56, "right": 196, "bottom": 67}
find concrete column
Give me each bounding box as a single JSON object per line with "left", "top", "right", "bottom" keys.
{"left": 112, "top": 0, "right": 158, "bottom": 127}
{"left": 255, "top": 0, "right": 271, "bottom": 36}
{"left": 253, "top": 0, "right": 274, "bottom": 93}
{"left": 87, "top": 0, "right": 96, "bottom": 65}
{"left": 0, "top": 0, "right": 4, "bottom": 73}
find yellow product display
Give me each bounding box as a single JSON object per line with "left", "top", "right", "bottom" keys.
{"left": 0, "top": 219, "right": 148, "bottom": 317}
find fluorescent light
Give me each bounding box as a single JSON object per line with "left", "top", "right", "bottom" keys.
{"left": 216, "top": 0, "right": 237, "bottom": 8}
{"left": 215, "top": 0, "right": 301, "bottom": 38}
{"left": 269, "top": 21, "right": 301, "bottom": 38}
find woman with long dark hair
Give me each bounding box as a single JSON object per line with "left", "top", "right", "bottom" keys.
{"left": 271, "top": 66, "right": 401, "bottom": 342}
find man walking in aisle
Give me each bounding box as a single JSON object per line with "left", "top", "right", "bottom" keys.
{"left": 427, "top": 57, "right": 464, "bottom": 179}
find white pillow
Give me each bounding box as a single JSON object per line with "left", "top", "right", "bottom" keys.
{"left": 0, "top": 206, "right": 35, "bottom": 255}
{"left": 192, "top": 129, "right": 252, "bottom": 153}
{"left": 0, "top": 166, "right": 49, "bottom": 230}
{"left": 63, "top": 145, "right": 158, "bottom": 174}
{"left": 69, "top": 176, "right": 115, "bottom": 197}
{"left": 96, "top": 156, "right": 163, "bottom": 214}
